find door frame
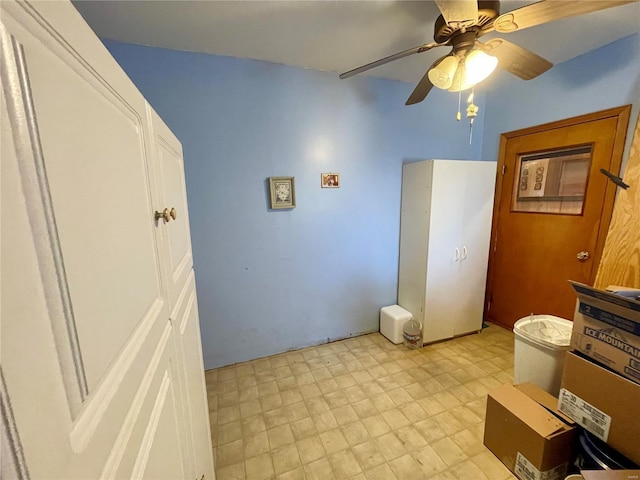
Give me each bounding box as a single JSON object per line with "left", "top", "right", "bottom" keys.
{"left": 484, "top": 105, "right": 631, "bottom": 326}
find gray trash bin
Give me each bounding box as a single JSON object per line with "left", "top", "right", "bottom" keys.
{"left": 513, "top": 314, "right": 573, "bottom": 396}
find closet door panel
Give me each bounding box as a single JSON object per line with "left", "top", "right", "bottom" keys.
{"left": 149, "top": 107, "right": 193, "bottom": 309}
{"left": 173, "top": 273, "right": 215, "bottom": 480}
{"left": 398, "top": 161, "right": 432, "bottom": 331}
{"left": 2, "top": 2, "right": 191, "bottom": 478}
{"left": 112, "top": 324, "right": 190, "bottom": 480}
{"left": 456, "top": 161, "right": 496, "bottom": 336}
{"left": 2, "top": 84, "right": 74, "bottom": 477}
{"left": 26, "top": 42, "right": 162, "bottom": 392}
{"left": 423, "top": 161, "right": 465, "bottom": 343}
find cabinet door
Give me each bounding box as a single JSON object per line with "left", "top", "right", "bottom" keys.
{"left": 455, "top": 162, "right": 496, "bottom": 336}
{"left": 147, "top": 109, "right": 213, "bottom": 479}
{"left": 172, "top": 273, "right": 215, "bottom": 480}
{"left": 1, "top": 2, "right": 191, "bottom": 478}
{"left": 398, "top": 161, "right": 432, "bottom": 332}
{"left": 423, "top": 161, "right": 465, "bottom": 343}
{"left": 148, "top": 107, "right": 194, "bottom": 310}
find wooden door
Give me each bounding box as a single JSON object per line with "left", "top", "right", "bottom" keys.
{"left": 486, "top": 107, "right": 631, "bottom": 330}
{"left": 1, "top": 2, "right": 211, "bottom": 479}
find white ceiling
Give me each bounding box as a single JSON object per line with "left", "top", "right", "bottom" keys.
{"left": 73, "top": 1, "right": 640, "bottom": 90}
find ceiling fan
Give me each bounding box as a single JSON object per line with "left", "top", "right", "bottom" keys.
{"left": 339, "top": 0, "right": 636, "bottom": 106}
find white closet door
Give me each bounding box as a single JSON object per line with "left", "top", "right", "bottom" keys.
{"left": 173, "top": 274, "right": 215, "bottom": 480}
{"left": 1, "top": 2, "right": 193, "bottom": 478}
{"left": 398, "top": 161, "right": 432, "bottom": 332}
{"left": 147, "top": 105, "right": 213, "bottom": 480}
{"left": 423, "top": 160, "right": 465, "bottom": 343}
{"left": 148, "top": 106, "right": 194, "bottom": 309}
{"left": 455, "top": 161, "right": 496, "bottom": 336}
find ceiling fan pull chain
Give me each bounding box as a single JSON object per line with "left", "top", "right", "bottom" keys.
{"left": 466, "top": 87, "right": 479, "bottom": 145}
{"left": 455, "top": 57, "right": 465, "bottom": 121}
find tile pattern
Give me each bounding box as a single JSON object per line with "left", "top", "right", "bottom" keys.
{"left": 206, "top": 324, "right": 518, "bottom": 479}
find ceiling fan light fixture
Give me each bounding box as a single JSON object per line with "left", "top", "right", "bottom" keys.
{"left": 427, "top": 55, "right": 459, "bottom": 90}
{"left": 448, "top": 49, "right": 498, "bottom": 92}
{"left": 464, "top": 49, "right": 498, "bottom": 86}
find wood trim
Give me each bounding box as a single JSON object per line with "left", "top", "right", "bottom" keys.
{"left": 485, "top": 106, "right": 632, "bottom": 325}
{"left": 590, "top": 106, "right": 631, "bottom": 284}
{"left": 595, "top": 111, "right": 640, "bottom": 288}
{"left": 499, "top": 106, "right": 632, "bottom": 140}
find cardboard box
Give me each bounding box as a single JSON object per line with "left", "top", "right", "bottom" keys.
{"left": 559, "top": 351, "right": 640, "bottom": 465}
{"left": 569, "top": 281, "right": 640, "bottom": 383}
{"left": 484, "top": 382, "right": 577, "bottom": 480}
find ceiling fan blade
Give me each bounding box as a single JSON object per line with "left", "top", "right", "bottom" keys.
{"left": 339, "top": 42, "right": 444, "bottom": 79}
{"left": 405, "top": 57, "right": 447, "bottom": 106}
{"left": 479, "top": 39, "right": 552, "bottom": 80}
{"left": 492, "top": 0, "right": 637, "bottom": 34}
{"left": 435, "top": 0, "right": 479, "bottom": 26}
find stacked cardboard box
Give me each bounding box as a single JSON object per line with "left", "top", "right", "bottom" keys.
{"left": 484, "top": 283, "right": 640, "bottom": 479}
{"left": 568, "top": 282, "right": 640, "bottom": 383}
{"left": 557, "top": 283, "right": 640, "bottom": 466}
{"left": 484, "top": 382, "right": 577, "bottom": 480}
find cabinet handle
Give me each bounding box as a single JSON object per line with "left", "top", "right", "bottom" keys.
{"left": 462, "top": 246, "right": 468, "bottom": 259}
{"left": 154, "top": 208, "right": 170, "bottom": 222}
{"left": 170, "top": 207, "right": 177, "bottom": 220}
{"left": 454, "top": 247, "right": 460, "bottom": 261}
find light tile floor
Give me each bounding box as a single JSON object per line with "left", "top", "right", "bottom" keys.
{"left": 205, "top": 323, "right": 519, "bottom": 479}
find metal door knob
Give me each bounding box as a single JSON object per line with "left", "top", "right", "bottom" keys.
{"left": 170, "top": 208, "right": 177, "bottom": 220}
{"left": 577, "top": 251, "right": 590, "bottom": 261}
{"left": 155, "top": 208, "right": 170, "bottom": 222}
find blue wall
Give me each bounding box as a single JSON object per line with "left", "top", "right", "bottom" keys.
{"left": 104, "top": 41, "right": 486, "bottom": 369}
{"left": 106, "top": 33, "right": 639, "bottom": 369}
{"left": 481, "top": 33, "right": 640, "bottom": 162}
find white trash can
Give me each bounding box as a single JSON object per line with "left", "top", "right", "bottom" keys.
{"left": 380, "top": 305, "right": 413, "bottom": 344}
{"left": 513, "top": 314, "right": 573, "bottom": 396}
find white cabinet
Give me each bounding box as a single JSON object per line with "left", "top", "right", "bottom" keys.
{"left": 398, "top": 160, "right": 496, "bottom": 345}
{"left": 1, "top": 1, "right": 213, "bottom": 479}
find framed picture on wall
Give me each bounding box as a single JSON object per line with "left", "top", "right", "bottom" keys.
{"left": 321, "top": 173, "right": 340, "bottom": 188}
{"left": 269, "top": 177, "right": 296, "bottom": 209}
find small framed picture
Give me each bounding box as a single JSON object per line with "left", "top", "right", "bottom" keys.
{"left": 321, "top": 173, "right": 340, "bottom": 188}
{"left": 269, "top": 177, "right": 296, "bottom": 209}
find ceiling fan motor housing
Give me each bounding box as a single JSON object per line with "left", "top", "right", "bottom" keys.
{"left": 434, "top": 0, "right": 500, "bottom": 44}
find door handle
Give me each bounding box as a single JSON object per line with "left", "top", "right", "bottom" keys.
{"left": 577, "top": 251, "right": 590, "bottom": 261}
{"left": 454, "top": 247, "right": 460, "bottom": 261}
{"left": 154, "top": 207, "right": 177, "bottom": 223}
{"left": 462, "top": 246, "right": 468, "bottom": 259}
{"left": 154, "top": 208, "right": 170, "bottom": 222}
